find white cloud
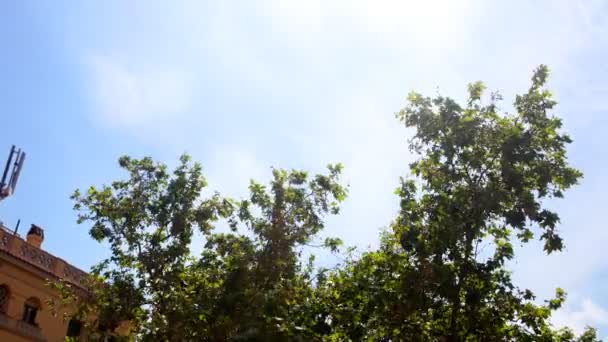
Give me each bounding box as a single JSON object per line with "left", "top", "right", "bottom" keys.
{"left": 287, "top": 90, "right": 414, "bottom": 249}
{"left": 260, "top": 0, "right": 477, "bottom": 46}
{"left": 553, "top": 299, "right": 608, "bottom": 335}
{"left": 261, "top": 0, "right": 324, "bottom": 38}
{"left": 86, "top": 54, "right": 192, "bottom": 129}
{"left": 204, "top": 145, "right": 269, "bottom": 199}
{"left": 346, "top": 0, "right": 476, "bottom": 48}
{"left": 200, "top": 0, "right": 482, "bottom": 98}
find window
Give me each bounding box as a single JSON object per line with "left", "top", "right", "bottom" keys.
{"left": 0, "top": 285, "right": 9, "bottom": 313}
{"left": 22, "top": 297, "right": 40, "bottom": 325}
{"left": 66, "top": 319, "right": 82, "bottom": 337}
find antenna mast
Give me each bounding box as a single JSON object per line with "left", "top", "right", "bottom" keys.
{"left": 0, "top": 145, "right": 26, "bottom": 201}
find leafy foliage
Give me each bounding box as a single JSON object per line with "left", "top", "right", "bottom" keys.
{"left": 60, "top": 155, "right": 346, "bottom": 341}
{"left": 311, "top": 65, "right": 590, "bottom": 341}
{"left": 55, "top": 66, "right": 599, "bottom": 341}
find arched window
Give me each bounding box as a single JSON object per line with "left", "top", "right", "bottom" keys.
{"left": 22, "top": 297, "right": 40, "bottom": 325}
{"left": 0, "top": 285, "right": 9, "bottom": 313}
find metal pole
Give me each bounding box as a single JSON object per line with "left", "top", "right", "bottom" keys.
{"left": 10, "top": 151, "right": 25, "bottom": 192}
{"left": 13, "top": 219, "right": 20, "bottom": 235}
{"left": 0, "top": 145, "right": 15, "bottom": 190}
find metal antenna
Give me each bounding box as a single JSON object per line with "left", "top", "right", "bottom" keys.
{"left": 13, "top": 219, "right": 20, "bottom": 235}
{"left": 0, "top": 145, "right": 15, "bottom": 191}
{"left": 9, "top": 149, "right": 26, "bottom": 192}
{"left": 0, "top": 145, "right": 26, "bottom": 201}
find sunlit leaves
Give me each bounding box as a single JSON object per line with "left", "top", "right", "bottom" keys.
{"left": 66, "top": 156, "right": 347, "bottom": 341}
{"left": 319, "top": 65, "right": 587, "bottom": 340}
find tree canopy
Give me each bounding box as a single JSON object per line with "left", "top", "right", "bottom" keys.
{"left": 53, "top": 66, "right": 600, "bottom": 341}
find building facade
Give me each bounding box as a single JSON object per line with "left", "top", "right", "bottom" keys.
{"left": 0, "top": 223, "right": 87, "bottom": 341}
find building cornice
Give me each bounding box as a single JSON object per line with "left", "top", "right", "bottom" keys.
{"left": 0, "top": 225, "right": 87, "bottom": 290}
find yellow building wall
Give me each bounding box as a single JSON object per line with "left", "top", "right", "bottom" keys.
{"left": 0, "top": 259, "right": 74, "bottom": 342}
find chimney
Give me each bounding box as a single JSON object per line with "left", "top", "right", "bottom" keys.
{"left": 26, "top": 224, "right": 44, "bottom": 248}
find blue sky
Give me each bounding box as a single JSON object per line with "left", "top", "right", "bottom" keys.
{"left": 1, "top": 0, "right": 607, "bottom": 336}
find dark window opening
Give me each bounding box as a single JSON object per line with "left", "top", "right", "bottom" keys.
{"left": 22, "top": 305, "right": 37, "bottom": 324}
{"left": 67, "top": 319, "right": 83, "bottom": 337}
{"left": 22, "top": 297, "right": 40, "bottom": 325}
{"left": 0, "top": 285, "right": 9, "bottom": 313}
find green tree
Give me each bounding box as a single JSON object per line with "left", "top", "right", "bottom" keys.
{"left": 64, "top": 155, "right": 234, "bottom": 340}
{"left": 177, "top": 165, "right": 346, "bottom": 341}
{"left": 60, "top": 155, "right": 346, "bottom": 341}
{"left": 310, "top": 65, "right": 596, "bottom": 341}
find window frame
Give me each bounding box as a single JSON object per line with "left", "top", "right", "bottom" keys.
{"left": 0, "top": 285, "right": 9, "bottom": 313}
{"left": 21, "top": 297, "right": 41, "bottom": 326}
